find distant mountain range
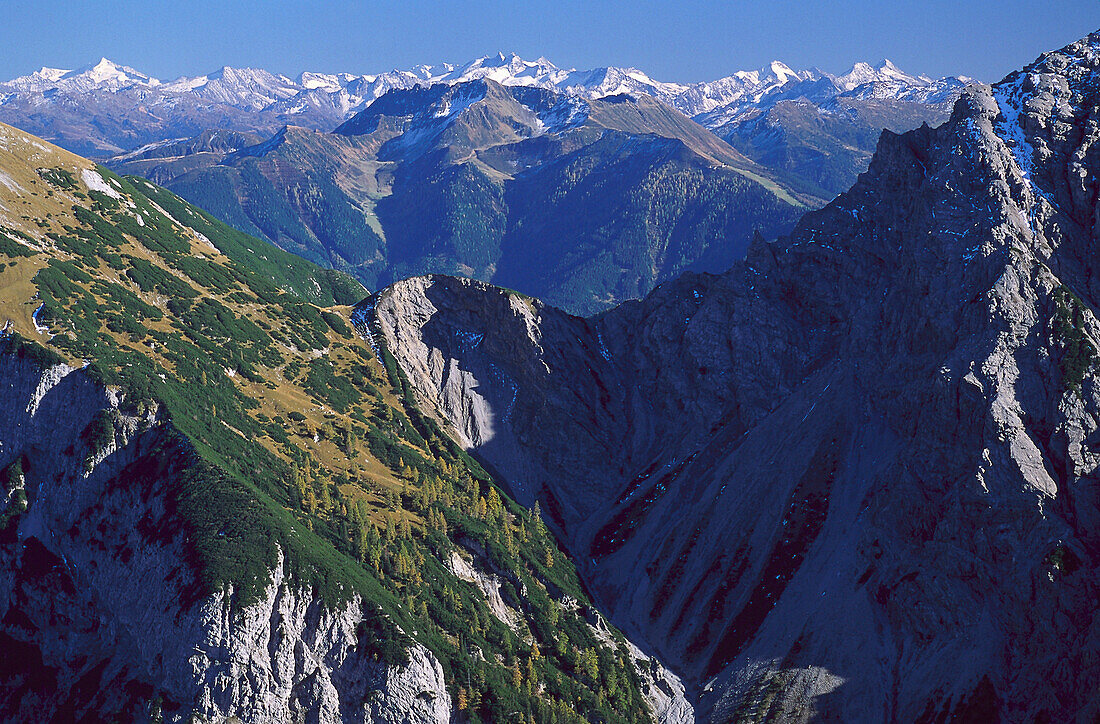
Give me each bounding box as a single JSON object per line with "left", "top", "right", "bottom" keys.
{"left": 110, "top": 79, "right": 811, "bottom": 314}
{"left": 0, "top": 54, "right": 969, "bottom": 159}
{"left": 0, "top": 53, "right": 971, "bottom": 312}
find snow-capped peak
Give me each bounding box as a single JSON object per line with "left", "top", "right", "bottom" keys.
{"left": 767, "top": 61, "right": 799, "bottom": 83}
{"left": 34, "top": 67, "right": 69, "bottom": 82}
{"left": 158, "top": 65, "right": 302, "bottom": 110}
{"left": 0, "top": 66, "right": 71, "bottom": 92}
{"left": 836, "top": 61, "right": 877, "bottom": 90}
{"left": 83, "top": 58, "right": 127, "bottom": 83}
{"left": 298, "top": 72, "right": 341, "bottom": 91}
{"left": 834, "top": 59, "right": 930, "bottom": 92}
{"left": 876, "top": 59, "right": 931, "bottom": 83}
{"left": 64, "top": 58, "right": 159, "bottom": 89}
{"left": 298, "top": 71, "right": 364, "bottom": 91}
{"left": 0, "top": 57, "right": 159, "bottom": 93}
{"left": 436, "top": 53, "right": 567, "bottom": 88}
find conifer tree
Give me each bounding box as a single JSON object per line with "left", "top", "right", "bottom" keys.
{"left": 580, "top": 648, "right": 599, "bottom": 681}
{"left": 486, "top": 487, "right": 503, "bottom": 519}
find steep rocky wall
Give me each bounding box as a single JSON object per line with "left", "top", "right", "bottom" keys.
{"left": 374, "top": 33, "right": 1100, "bottom": 722}
{"left": 0, "top": 349, "right": 451, "bottom": 723}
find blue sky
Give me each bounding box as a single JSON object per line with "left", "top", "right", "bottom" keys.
{"left": 2, "top": 0, "right": 1097, "bottom": 82}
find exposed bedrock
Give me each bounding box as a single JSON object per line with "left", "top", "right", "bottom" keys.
{"left": 374, "top": 33, "right": 1100, "bottom": 722}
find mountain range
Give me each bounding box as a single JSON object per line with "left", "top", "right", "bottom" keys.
{"left": 370, "top": 30, "right": 1100, "bottom": 721}
{"left": 107, "top": 79, "right": 811, "bottom": 314}
{"left": 3, "top": 28, "right": 1095, "bottom": 723}
{"left": 0, "top": 54, "right": 967, "bottom": 158}
{"left": 0, "top": 54, "right": 970, "bottom": 314}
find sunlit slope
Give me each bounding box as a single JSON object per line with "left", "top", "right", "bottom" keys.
{"left": 0, "top": 121, "right": 660, "bottom": 723}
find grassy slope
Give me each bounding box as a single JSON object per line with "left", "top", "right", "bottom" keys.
{"left": 0, "top": 122, "right": 651, "bottom": 724}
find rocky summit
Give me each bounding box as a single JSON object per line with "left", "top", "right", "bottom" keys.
{"left": 370, "top": 32, "right": 1100, "bottom": 721}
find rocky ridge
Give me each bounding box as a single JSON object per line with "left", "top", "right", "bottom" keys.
{"left": 372, "top": 31, "right": 1100, "bottom": 721}
{"left": 0, "top": 352, "right": 451, "bottom": 723}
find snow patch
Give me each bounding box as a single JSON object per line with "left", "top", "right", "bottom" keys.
{"left": 32, "top": 303, "right": 49, "bottom": 335}
{"left": 536, "top": 95, "right": 590, "bottom": 134}
{"left": 80, "top": 167, "right": 122, "bottom": 199}
{"left": 992, "top": 78, "right": 1037, "bottom": 185}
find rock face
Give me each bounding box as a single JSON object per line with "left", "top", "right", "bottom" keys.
{"left": 0, "top": 351, "right": 451, "bottom": 723}
{"left": 373, "top": 32, "right": 1100, "bottom": 721}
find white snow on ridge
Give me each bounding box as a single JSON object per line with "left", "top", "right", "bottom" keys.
{"left": 535, "top": 95, "right": 590, "bottom": 134}
{"left": 0, "top": 53, "right": 968, "bottom": 135}
{"left": 299, "top": 72, "right": 342, "bottom": 91}
{"left": 991, "top": 75, "right": 1038, "bottom": 184}
{"left": 80, "top": 167, "right": 122, "bottom": 199}
{"left": 110, "top": 136, "right": 190, "bottom": 161}
{"left": 834, "top": 59, "right": 924, "bottom": 91}
{"left": 431, "top": 83, "right": 488, "bottom": 121}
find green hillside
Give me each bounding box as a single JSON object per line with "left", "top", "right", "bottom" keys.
{"left": 0, "top": 122, "right": 653, "bottom": 724}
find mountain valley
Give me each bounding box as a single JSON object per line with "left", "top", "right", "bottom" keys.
{"left": 0, "top": 54, "right": 966, "bottom": 314}
{"left": 108, "top": 80, "right": 811, "bottom": 315}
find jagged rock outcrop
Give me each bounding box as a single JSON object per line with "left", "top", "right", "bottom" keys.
{"left": 373, "top": 32, "right": 1100, "bottom": 721}
{"left": 0, "top": 351, "right": 451, "bottom": 723}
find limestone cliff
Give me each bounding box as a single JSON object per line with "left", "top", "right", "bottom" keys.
{"left": 0, "top": 350, "right": 451, "bottom": 723}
